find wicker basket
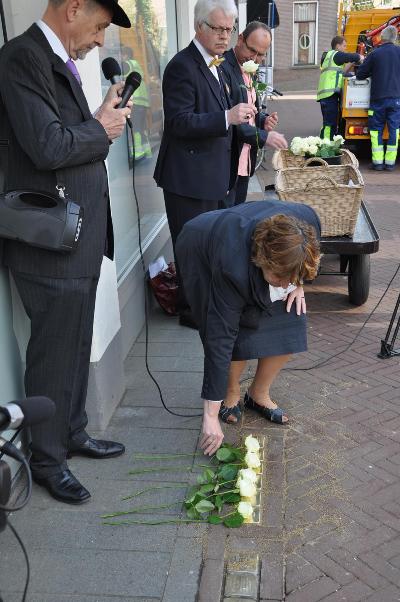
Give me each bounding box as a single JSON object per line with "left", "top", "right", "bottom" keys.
{"left": 275, "top": 167, "right": 364, "bottom": 237}
{"left": 276, "top": 161, "right": 364, "bottom": 190}
{"left": 272, "top": 148, "right": 359, "bottom": 170}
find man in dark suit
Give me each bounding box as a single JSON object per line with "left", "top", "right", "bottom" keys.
{"left": 0, "top": 0, "right": 132, "bottom": 504}
{"left": 154, "top": 0, "right": 256, "bottom": 329}
{"left": 221, "top": 21, "right": 287, "bottom": 205}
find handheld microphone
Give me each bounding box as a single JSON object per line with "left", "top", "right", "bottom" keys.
{"left": 101, "top": 57, "right": 121, "bottom": 84}
{"left": 0, "top": 397, "right": 56, "bottom": 431}
{"left": 117, "top": 71, "right": 142, "bottom": 109}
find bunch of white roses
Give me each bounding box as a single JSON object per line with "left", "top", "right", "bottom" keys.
{"left": 236, "top": 435, "right": 261, "bottom": 522}
{"left": 290, "top": 135, "right": 344, "bottom": 157}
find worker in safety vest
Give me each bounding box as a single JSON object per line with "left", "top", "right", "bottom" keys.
{"left": 122, "top": 46, "right": 152, "bottom": 161}
{"left": 356, "top": 25, "right": 400, "bottom": 171}
{"left": 317, "top": 36, "right": 363, "bottom": 140}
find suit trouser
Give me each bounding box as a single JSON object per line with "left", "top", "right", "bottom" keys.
{"left": 319, "top": 94, "right": 340, "bottom": 140}
{"left": 163, "top": 191, "right": 222, "bottom": 311}
{"left": 12, "top": 271, "right": 99, "bottom": 477}
{"left": 234, "top": 175, "right": 250, "bottom": 206}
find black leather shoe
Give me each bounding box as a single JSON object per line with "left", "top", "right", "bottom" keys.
{"left": 32, "top": 469, "right": 91, "bottom": 504}
{"left": 68, "top": 437, "right": 125, "bottom": 459}
{"left": 179, "top": 309, "right": 198, "bottom": 330}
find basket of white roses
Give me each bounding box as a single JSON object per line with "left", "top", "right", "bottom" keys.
{"left": 272, "top": 136, "right": 358, "bottom": 170}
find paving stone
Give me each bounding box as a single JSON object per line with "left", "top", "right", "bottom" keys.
{"left": 198, "top": 559, "right": 225, "bottom": 602}
{"left": 226, "top": 553, "right": 260, "bottom": 575}
{"left": 162, "top": 537, "right": 203, "bottom": 602}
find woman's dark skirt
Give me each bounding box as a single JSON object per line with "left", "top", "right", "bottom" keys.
{"left": 232, "top": 301, "right": 307, "bottom": 361}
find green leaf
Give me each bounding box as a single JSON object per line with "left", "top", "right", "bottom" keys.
{"left": 256, "top": 82, "right": 267, "bottom": 92}
{"left": 186, "top": 506, "right": 201, "bottom": 520}
{"left": 219, "top": 464, "right": 239, "bottom": 482}
{"left": 200, "top": 483, "right": 216, "bottom": 494}
{"left": 222, "top": 492, "right": 241, "bottom": 504}
{"left": 208, "top": 515, "right": 223, "bottom": 525}
{"left": 216, "top": 448, "right": 236, "bottom": 462}
{"left": 197, "top": 468, "right": 215, "bottom": 484}
{"left": 214, "top": 495, "right": 223, "bottom": 511}
{"left": 223, "top": 513, "right": 245, "bottom": 528}
{"left": 195, "top": 500, "right": 215, "bottom": 514}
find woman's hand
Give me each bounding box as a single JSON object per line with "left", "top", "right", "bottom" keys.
{"left": 200, "top": 400, "right": 224, "bottom": 456}
{"left": 286, "top": 286, "right": 306, "bottom": 315}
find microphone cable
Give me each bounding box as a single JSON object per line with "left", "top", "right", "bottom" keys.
{"left": 128, "top": 123, "right": 202, "bottom": 418}
{"left": 5, "top": 518, "right": 30, "bottom": 602}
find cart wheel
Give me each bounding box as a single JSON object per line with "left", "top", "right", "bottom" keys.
{"left": 348, "top": 254, "right": 370, "bottom": 306}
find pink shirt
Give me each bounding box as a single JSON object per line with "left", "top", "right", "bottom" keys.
{"left": 238, "top": 71, "right": 256, "bottom": 177}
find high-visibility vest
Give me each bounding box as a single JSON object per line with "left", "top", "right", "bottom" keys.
{"left": 317, "top": 50, "right": 343, "bottom": 101}
{"left": 124, "top": 58, "right": 150, "bottom": 107}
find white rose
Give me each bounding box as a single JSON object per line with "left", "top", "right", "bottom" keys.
{"left": 245, "top": 451, "right": 261, "bottom": 469}
{"left": 242, "top": 60, "right": 259, "bottom": 74}
{"left": 333, "top": 135, "right": 344, "bottom": 144}
{"left": 239, "top": 478, "right": 257, "bottom": 498}
{"left": 244, "top": 435, "right": 260, "bottom": 452}
{"left": 238, "top": 468, "right": 258, "bottom": 483}
{"left": 237, "top": 501, "right": 254, "bottom": 519}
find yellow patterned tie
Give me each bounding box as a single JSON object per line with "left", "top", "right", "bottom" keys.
{"left": 208, "top": 56, "right": 225, "bottom": 68}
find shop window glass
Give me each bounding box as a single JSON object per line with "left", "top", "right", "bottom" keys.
{"left": 99, "top": 0, "right": 177, "bottom": 279}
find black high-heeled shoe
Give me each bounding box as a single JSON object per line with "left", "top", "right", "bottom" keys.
{"left": 219, "top": 401, "right": 242, "bottom": 423}
{"left": 244, "top": 392, "right": 288, "bottom": 424}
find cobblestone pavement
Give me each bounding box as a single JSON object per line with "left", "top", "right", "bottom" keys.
{"left": 1, "top": 94, "right": 400, "bottom": 601}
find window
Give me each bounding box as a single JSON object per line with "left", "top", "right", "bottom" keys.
{"left": 293, "top": 1, "right": 318, "bottom": 66}
{"left": 99, "top": 0, "right": 177, "bottom": 279}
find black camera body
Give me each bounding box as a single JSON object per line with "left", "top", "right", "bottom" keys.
{"left": 0, "top": 189, "right": 83, "bottom": 252}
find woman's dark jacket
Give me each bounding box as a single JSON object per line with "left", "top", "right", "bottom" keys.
{"left": 175, "top": 200, "right": 321, "bottom": 401}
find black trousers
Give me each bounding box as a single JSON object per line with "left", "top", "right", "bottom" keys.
{"left": 234, "top": 175, "right": 250, "bottom": 205}
{"left": 12, "top": 271, "right": 99, "bottom": 477}
{"left": 164, "top": 190, "right": 225, "bottom": 311}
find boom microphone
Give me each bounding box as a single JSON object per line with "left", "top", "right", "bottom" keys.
{"left": 0, "top": 397, "right": 55, "bottom": 431}
{"left": 101, "top": 57, "right": 121, "bottom": 84}
{"left": 117, "top": 71, "right": 142, "bottom": 109}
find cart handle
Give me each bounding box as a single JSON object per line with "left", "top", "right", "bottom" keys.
{"left": 304, "top": 175, "right": 338, "bottom": 190}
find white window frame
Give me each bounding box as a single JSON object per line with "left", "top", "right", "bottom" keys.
{"left": 292, "top": 0, "right": 319, "bottom": 67}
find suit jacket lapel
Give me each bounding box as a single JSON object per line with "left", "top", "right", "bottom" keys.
{"left": 188, "top": 42, "right": 226, "bottom": 110}
{"left": 27, "top": 24, "right": 92, "bottom": 121}
{"left": 225, "top": 48, "right": 248, "bottom": 103}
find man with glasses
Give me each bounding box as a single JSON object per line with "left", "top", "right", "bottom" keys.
{"left": 154, "top": 0, "right": 256, "bottom": 329}
{"left": 221, "top": 21, "right": 288, "bottom": 205}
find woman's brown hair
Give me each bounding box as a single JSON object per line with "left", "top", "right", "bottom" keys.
{"left": 251, "top": 214, "right": 320, "bottom": 285}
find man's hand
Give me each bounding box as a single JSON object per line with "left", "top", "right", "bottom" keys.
{"left": 264, "top": 111, "right": 279, "bottom": 131}
{"left": 266, "top": 130, "right": 288, "bottom": 150}
{"left": 95, "top": 83, "right": 133, "bottom": 140}
{"left": 200, "top": 400, "right": 224, "bottom": 456}
{"left": 228, "top": 102, "right": 257, "bottom": 126}
{"left": 286, "top": 286, "right": 306, "bottom": 316}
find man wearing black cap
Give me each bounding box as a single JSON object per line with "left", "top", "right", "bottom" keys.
{"left": 0, "top": 0, "right": 131, "bottom": 504}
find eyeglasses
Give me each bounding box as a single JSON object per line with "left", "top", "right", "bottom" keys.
{"left": 203, "top": 21, "right": 236, "bottom": 36}
{"left": 243, "top": 37, "right": 268, "bottom": 59}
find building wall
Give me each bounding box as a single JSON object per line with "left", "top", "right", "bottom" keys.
{"left": 271, "top": 1, "right": 339, "bottom": 91}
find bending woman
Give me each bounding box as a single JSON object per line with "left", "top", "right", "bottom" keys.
{"left": 176, "top": 200, "right": 321, "bottom": 455}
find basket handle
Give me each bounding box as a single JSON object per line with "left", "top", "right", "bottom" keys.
{"left": 304, "top": 175, "right": 339, "bottom": 190}
{"left": 303, "top": 156, "right": 328, "bottom": 167}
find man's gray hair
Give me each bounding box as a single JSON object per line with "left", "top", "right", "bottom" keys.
{"left": 194, "top": 0, "right": 238, "bottom": 29}
{"left": 381, "top": 25, "right": 398, "bottom": 44}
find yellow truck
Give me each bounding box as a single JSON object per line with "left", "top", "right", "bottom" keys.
{"left": 338, "top": 2, "right": 400, "bottom": 141}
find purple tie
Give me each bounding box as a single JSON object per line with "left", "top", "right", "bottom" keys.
{"left": 65, "top": 58, "right": 82, "bottom": 86}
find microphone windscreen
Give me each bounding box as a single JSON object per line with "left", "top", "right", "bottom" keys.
{"left": 102, "top": 57, "right": 121, "bottom": 81}
{"left": 125, "top": 71, "right": 142, "bottom": 92}
{"left": 12, "top": 397, "right": 56, "bottom": 427}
